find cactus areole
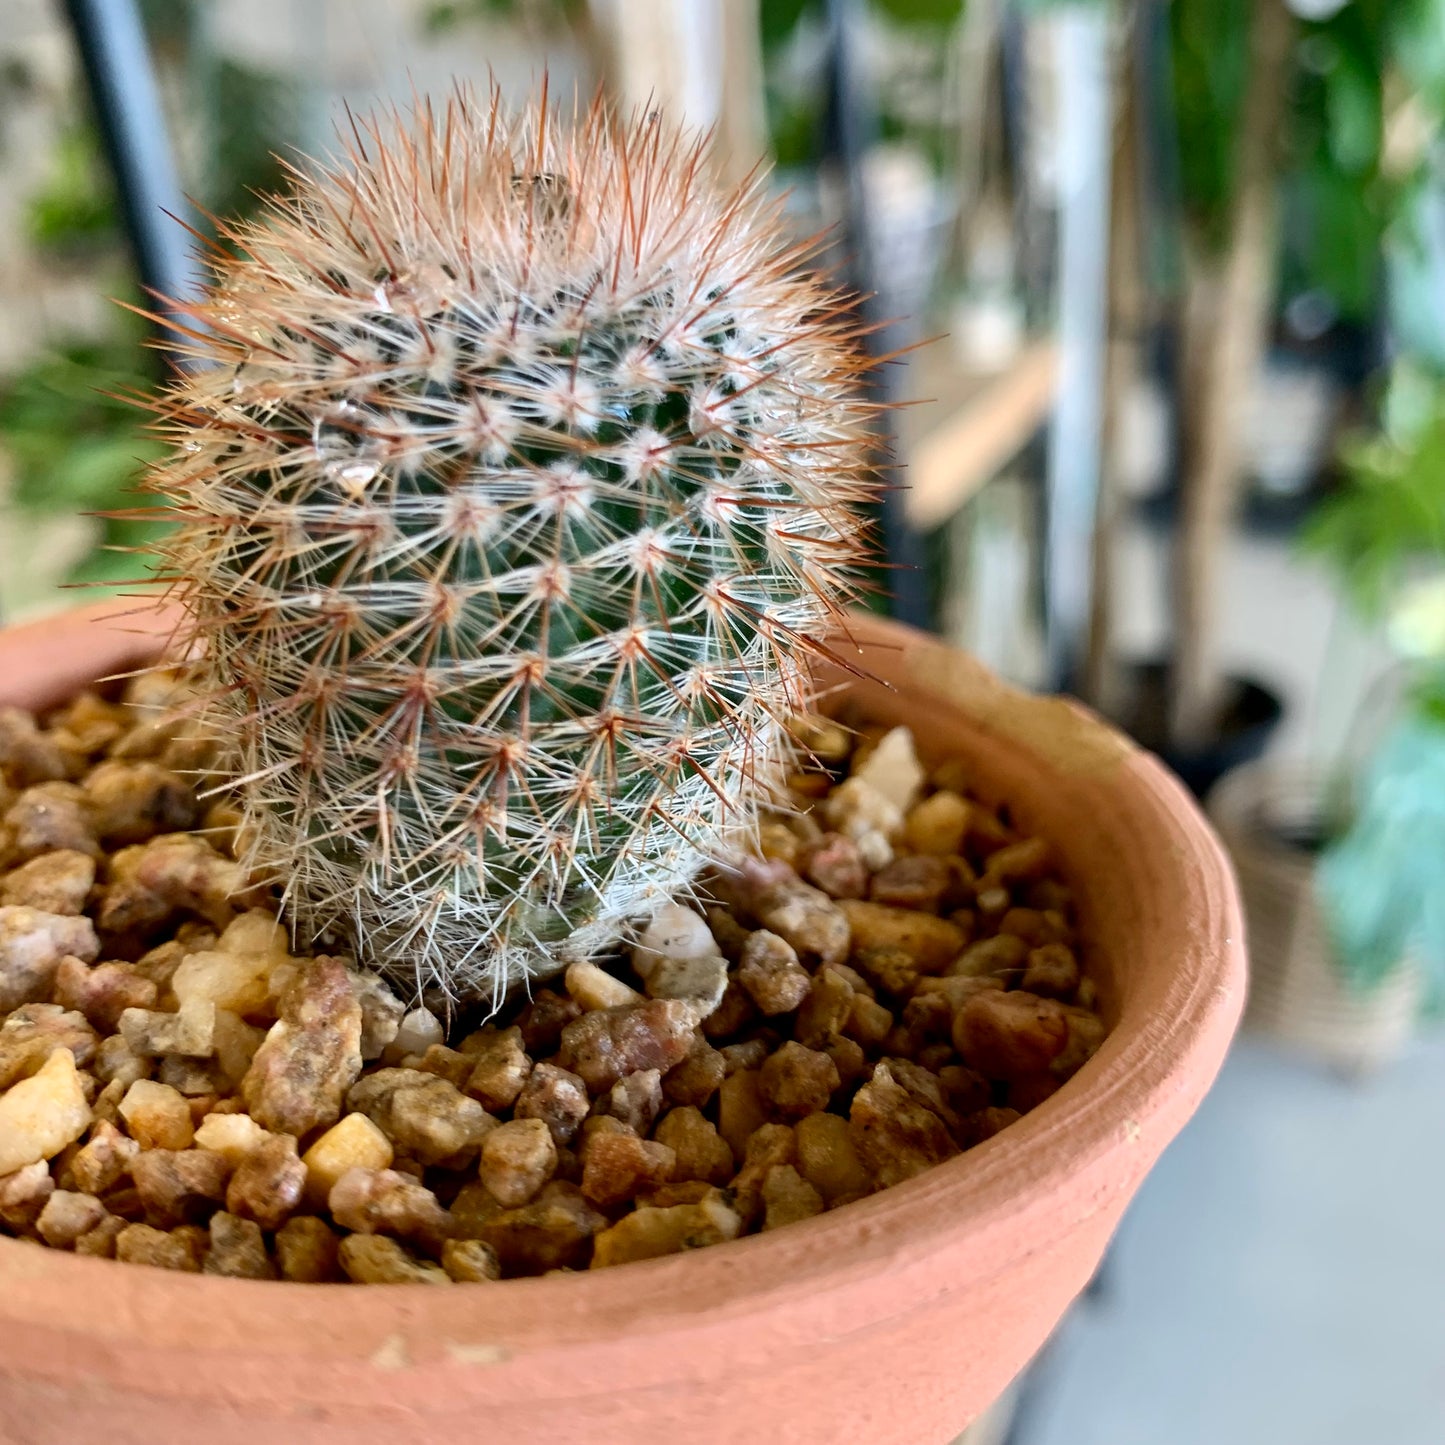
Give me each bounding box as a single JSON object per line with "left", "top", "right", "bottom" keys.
{"left": 145, "top": 88, "right": 880, "bottom": 1005}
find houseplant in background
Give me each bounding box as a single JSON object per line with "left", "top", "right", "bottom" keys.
{"left": 1213, "top": 359, "right": 1445, "bottom": 1073}
{"left": 0, "top": 86, "right": 1243, "bottom": 1443}
{"left": 0, "top": 2, "right": 296, "bottom": 611}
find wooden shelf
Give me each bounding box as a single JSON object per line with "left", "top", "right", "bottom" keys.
{"left": 898, "top": 340, "right": 1058, "bottom": 531}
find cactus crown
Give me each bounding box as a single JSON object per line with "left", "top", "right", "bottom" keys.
{"left": 146, "top": 86, "right": 879, "bottom": 1005}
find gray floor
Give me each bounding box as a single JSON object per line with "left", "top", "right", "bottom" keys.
{"left": 1028, "top": 1029, "right": 1445, "bottom": 1445}
{"left": 1007, "top": 514, "right": 1445, "bottom": 1445}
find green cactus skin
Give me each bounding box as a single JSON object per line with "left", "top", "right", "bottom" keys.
{"left": 145, "top": 88, "right": 879, "bottom": 1006}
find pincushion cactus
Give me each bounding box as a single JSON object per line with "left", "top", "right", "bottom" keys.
{"left": 145, "top": 88, "right": 878, "bottom": 1005}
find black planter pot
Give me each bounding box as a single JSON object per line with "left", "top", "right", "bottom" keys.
{"left": 1111, "top": 660, "right": 1286, "bottom": 802}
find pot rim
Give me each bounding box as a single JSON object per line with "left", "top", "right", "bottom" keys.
{"left": 0, "top": 603, "right": 1244, "bottom": 1388}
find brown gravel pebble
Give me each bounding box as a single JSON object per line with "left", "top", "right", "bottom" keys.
{"left": 226, "top": 1134, "right": 306, "bottom": 1230}
{"left": 0, "top": 693, "right": 1107, "bottom": 1281}
{"left": 849, "top": 1063, "right": 959, "bottom": 1188}
{"left": 204, "top": 1211, "right": 276, "bottom": 1279}
{"left": 736, "top": 930, "right": 812, "bottom": 1016}
{"left": 758, "top": 1042, "right": 839, "bottom": 1121}
{"left": 511, "top": 1061, "right": 591, "bottom": 1147}
{"left": 242, "top": 956, "right": 362, "bottom": 1136}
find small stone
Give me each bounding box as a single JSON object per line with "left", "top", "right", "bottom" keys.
{"left": 700, "top": 977, "right": 757, "bottom": 1040}
{"left": 514, "top": 989, "right": 581, "bottom": 1054}
{"left": 480, "top": 1118, "right": 558, "bottom": 1208}
{"left": 590, "top": 1192, "right": 742, "bottom": 1268}
{"left": 630, "top": 903, "right": 718, "bottom": 982}
{"left": 2, "top": 782, "right": 98, "bottom": 863}
{"left": 952, "top": 989, "right": 1070, "bottom": 1079}
{"left": 849, "top": 1062, "right": 959, "bottom": 1188}
{"left": 654, "top": 1105, "right": 734, "bottom": 1186}
{"left": 0, "top": 1160, "right": 55, "bottom": 1230}
{"left": 477, "top": 1181, "right": 606, "bottom": 1275}
{"left": 301, "top": 1111, "right": 394, "bottom": 1209}
{"left": 845, "top": 992, "right": 894, "bottom": 1049}
{"left": 461, "top": 1026, "right": 532, "bottom": 1111}
{"left": 736, "top": 930, "right": 811, "bottom": 1016}
{"left": 565, "top": 959, "right": 643, "bottom": 1011}
{"left": 801, "top": 833, "right": 869, "bottom": 900}
{"left": 441, "top": 1238, "right": 501, "bottom": 1282}
{"left": 761, "top": 1164, "right": 824, "bottom": 1231}
{"left": 171, "top": 949, "right": 274, "bottom": 1018}
{"left": 949, "top": 935, "right": 1030, "bottom": 979}
{"left": 92, "top": 1034, "right": 149, "bottom": 1090}
{"left": 0, "top": 706, "right": 69, "bottom": 787}
{"left": 70, "top": 1119, "right": 141, "bottom": 1195}
{"left": 82, "top": 760, "right": 196, "bottom": 845}
{"left": 746, "top": 867, "right": 850, "bottom": 970}
{"left": 328, "top": 1166, "right": 452, "bottom": 1251}
{"left": 0, "top": 850, "right": 95, "bottom": 915}
{"left": 204, "top": 1212, "right": 276, "bottom": 1278}
{"left": 754, "top": 821, "right": 801, "bottom": 868}
{"left": 510, "top": 1061, "right": 591, "bottom": 1146}
{"left": 0, "top": 905, "right": 100, "bottom": 1011}
{"left": 759, "top": 1041, "right": 840, "bottom": 1121}
{"left": 115, "top": 1222, "right": 206, "bottom": 1272}
{"left": 226, "top": 1134, "right": 305, "bottom": 1230}
{"left": 868, "top": 855, "right": 951, "bottom": 912}
{"left": 979, "top": 837, "right": 1052, "bottom": 890}
{"left": 118, "top": 1000, "right": 216, "bottom": 1059}
{"left": 192, "top": 1111, "right": 271, "bottom": 1168}
{"left": 0, "top": 1046, "right": 92, "bottom": 1175}
{"left": 346, "top": 1069, "right": 495, "bottom": 1167}
{"left": 351, "top": 971, "right": 406, "bottom": 1060}
{"left": 275, "top": 1215, "right": 342, "bottom": 1282}
{"left": 822, "top": 778, "right": 900, "bottom": 870}
{"left": 644, "top": 951, "right": 728, "bottom": 1014}
{"left": 558, "top": 1001, "right": 701, "bottom": 1094}
{"left": 1052, "top": 1006, "right": 1107, "bottom": 1079}
{"left": 579, "top": 1120, "right": 675, "bottom": 1208}
{"left": 413, "top": 1044, "right": 474, "bottom": 1089}
{"left": 54, "top": 957, "right": 158, "bottom": 1034}
{"left": 242, "top": 956, "right": 362, "bottom": 1135}
{"left": 389, "top": 1006, "right": 444, "bottom": 1060}
{"left": 211, "top": 1010, "right": 266, "bottom": 1091}
{"left": 727, "top": 1123, "right": 797, "bottom": 1221}
{"left": 338, "top": 1233, "right": 450, "bottom": 1285}
{"left": 0, "top": 1003, "right": 97, "bottom": 1090}
{"left": 839, "top": 900, "right": 966, "bottom": 975}
{"left": 716, "top": 1069, "right": 768, "bottom": 1161}
{"left": 599, "top": 1066, "right": 666, "bottom": 1133}
{"left": 131, "top": 1148, "right": 231, "bottom": 1227}
{"left": 903, "top": 790, "right": 971, "bottom": 856}
{"left": 848, "top": 948, "right": 915, "bottom": 1004}
{"left": 662, "top": 1040, "right": 726, "bottom": 1110}
{"left": 794, "top": 1111, "right": 872, "bottom": 1205}
{"left": 792, "top": 966, "right": 854, "bottom": 1048}
{"left": 73, "top": 1213, "right": 128, "bottom": 1258}
{"left": 117, "top": 1079, "right": 194, "bottom": 1151}
{"left": 1022, "top": 943, "right": 1081, "bottom": 1000}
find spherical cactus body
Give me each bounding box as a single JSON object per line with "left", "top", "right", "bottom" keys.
{"left": 148, "top": 88, "right": 877, "bottom": 1004}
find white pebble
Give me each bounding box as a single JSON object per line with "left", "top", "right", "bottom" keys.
{"left": 631, "top": 903, "right": 719, "bottom": 982}
{"left": 390, "top": 1007, "right": 444, "bottom": 1059}
{"left": 852, "top": 727, "right": 925, "bottom": 814}
{"left": 644, "top": 953, "right": 729, "bottom": 1014}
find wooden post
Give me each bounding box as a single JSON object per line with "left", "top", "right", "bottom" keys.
{"left": 1168, "top": 0, "right": 1295, "bottom": 747}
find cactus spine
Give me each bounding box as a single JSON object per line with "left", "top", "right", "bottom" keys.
{"left": 147, "top": 88, "right": 878, "bottom": 1004}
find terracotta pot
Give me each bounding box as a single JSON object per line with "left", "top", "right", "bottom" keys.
{"left": 0, "top": 604, "right": 1245, "bottom": 1445}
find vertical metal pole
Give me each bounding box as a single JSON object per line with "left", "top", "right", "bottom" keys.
{"left": 822, "top": 0, "right": 932, "bottom": 630}
{"left": 63, "top": 0, "right": 199, "bottom": 319}
{"left": 1042, "top": 6, "right": 1112, "bottom": 689}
